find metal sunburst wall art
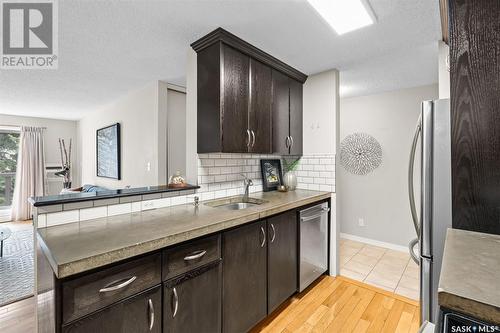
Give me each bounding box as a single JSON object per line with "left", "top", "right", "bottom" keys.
{"left": 340, "top": 133, "right": 382, "bottom": 175}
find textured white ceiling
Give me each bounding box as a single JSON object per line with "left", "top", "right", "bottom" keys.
{"left": 0, "top": 0, "right": 441, "bottom": 120}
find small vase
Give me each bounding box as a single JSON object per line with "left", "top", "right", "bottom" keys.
{"left": 283, "top": 171, "right": 297, "bottom": 191}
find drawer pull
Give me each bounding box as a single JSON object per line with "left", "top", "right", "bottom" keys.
{"left": 183, "top": 250, "right": 207, "bottom": 261}
{"left": 270, "top": 223, "right": 276, "bottom": 243}
{"left": 99, "top": 276, "right": 137, "bottom": 293}
{"left": 172, "top": 287, "right": 179, "bottom": 318}
{"left": 148, "top": 298, "right": 154, "bottom": 331}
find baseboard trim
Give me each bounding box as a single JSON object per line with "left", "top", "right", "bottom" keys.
{"left": 340, "top": 233, "right": 408, "bottom": 253}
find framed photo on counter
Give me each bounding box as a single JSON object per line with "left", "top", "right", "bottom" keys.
{"left": 260, "top": 159, "right": 283, "bottom": 192}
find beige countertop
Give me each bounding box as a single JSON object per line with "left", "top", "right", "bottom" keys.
{"left": 37, "top": 190, "right": 331, "bottom": 279}
{"left": 438, "top": 228, "right": 500, "bottom": 324}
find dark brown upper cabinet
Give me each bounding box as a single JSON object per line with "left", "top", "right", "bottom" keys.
{"left": 272, "top": 70, "right": 303, "bottom": 156}
{"left": 192, "top": 28, "right": 307, "bottom": 154}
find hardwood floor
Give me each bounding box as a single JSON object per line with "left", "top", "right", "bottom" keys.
{"left": 0, "top": 296, "right": 35, "bottom": 333}
{"left": 251, "top": 276, "right": 420, "bottom": 333}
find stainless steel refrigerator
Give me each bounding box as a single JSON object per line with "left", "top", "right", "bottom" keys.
{"left": 408, "top": 99, "right": 452, "bottom": 325}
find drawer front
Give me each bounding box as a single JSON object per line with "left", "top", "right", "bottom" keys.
{"left": 62, "top": 253, "right": 161, "bottom": 324}
{"left": 163, "top": 234, "right": 221, "bottom": 280}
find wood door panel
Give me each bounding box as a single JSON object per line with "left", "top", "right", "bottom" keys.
{"left": 268, "top": 210, "right": 298, "bottom": 313}
{"left": 272, "top": 70, "right": 290, "bottom": 155}
{"left": 164, "top": 261, "right": 222, "bottom": 333}
{"left": 222, "top": 220, "right": 267, "bottom": 333}
{"left": 62, "top": 286, "right": 161, "bottom": 333}
{"left": 249, "top": 58, "right": 273, "bottom": 153}
{"left": 289, "top": 78, "right": 303, "bottom": 156}
{"left": 450, "top": 0, "right": 500, "bottom": 234}
{"left": 222, "top": 45, "right": 250, "bottom": 153}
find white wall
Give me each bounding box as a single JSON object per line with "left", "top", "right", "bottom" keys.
{"left": 339, "top": 84, "right": 438, "bottom": 247}
{"left": 185, "top": 48, "right": 198, "bottom": 185}
{"left": 438, "top": 41, "right": 450, "bottom": 99}
{"left": 77, "top": 82, "right": 167, "bottom": 189}
{"left": 303, "top": 69, "right": 339, "bottom": 155}
{"left": 0, "top": 114, "right": 79, "bottom": 187}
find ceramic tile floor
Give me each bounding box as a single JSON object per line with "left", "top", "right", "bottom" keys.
{"left": 340, "top": 238, "right": 420, "bottom": 300}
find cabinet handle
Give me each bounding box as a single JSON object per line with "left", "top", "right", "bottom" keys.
{"left": 148, "top": 298, "right": 155, "bottom": 331}
{"left": 270, "top": 223, "right": 276, "bottom": 243}
{"left": 290, "top": 136, "right": 294, "bottom": 148}
{"left": 172, "top": 287, "right": 179, "bottom": 318}
{"left": 251, "top": 130, "right": 256, "bottom": 147}
{"left": 246, "top": 129, "right": 251, "bottom": 147}
{"left": 99, "top": 276, "right": 137, "bottom": 293}
{"left": 285, "top": 136, "right": 290, "bottom": 148}
{"left": 184, "top": 250, "right": 207, "bottom": 261}
{"left": 260, "top": 226, "right": 266, "bottom": 247}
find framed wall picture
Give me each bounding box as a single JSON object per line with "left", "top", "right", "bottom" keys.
{"left": 96, "top": 123, "right": 121, "bottom": 180}
{"left": 260, "top": 159, "right": 283, "bottom": 192}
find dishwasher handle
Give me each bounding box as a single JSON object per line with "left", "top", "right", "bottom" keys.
{"left": 300, "top": 207, "right": 330, "bottom": 222}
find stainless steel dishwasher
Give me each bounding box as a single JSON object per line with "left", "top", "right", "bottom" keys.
{"left": 299, "top": 202, "right": 329, "bottom": 292}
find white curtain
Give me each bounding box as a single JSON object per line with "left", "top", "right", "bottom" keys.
{"left": 10, "top": 126, "right": 46, "bottom": 221}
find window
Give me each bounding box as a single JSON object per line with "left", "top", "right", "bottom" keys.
{"left": 0, "top": 128, "right": 20, "bottom": 221}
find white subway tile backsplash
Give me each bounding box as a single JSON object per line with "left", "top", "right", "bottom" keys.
{"left": 308, "top": 171, "right": 320, "bottom": 177}
{"left": 170, "top": 196, "right": 186, "bottom": 206}
{"left": 37, "top": 214, "right": 47, "bottom": 228}
{"left": 154, "top": 198, "right": 172, "bottom": 209}
{"left": 201, "top": 191, "right": 215, "bottom": 201}
{"left": 47, "top": 210, "right": 79, "bottom": 227}
{"left": 308, "top": 184, "right": 320, "bottom": 191}
{"left": 131, "top": 201, "right": 142, "bottom": 212}
{"left": 80, "top": 206, "right": 108, "bottom": 221}
{"left": 214, "top": 190, "right": 227, "bottom": 199}
{"left": 314, "top": 178, "right": 326, "bottom": 184}
{"left": 320, "top": 185, "right": 334, "bottom": 192}
{"left": 214, "top": 174, "right": 227, "bottom": 182}
{"left": 200, "top": 159, "right": 214, "bottom": 167}
{"left": 35, "top": 153, "right": 335, "bottom": 229}
{"left": 108, "top": 203, "right": 132, "bottom": 216}
{"left": 141, "top": 200, "right": 156, "bottom": 211}
{"left": 208, "top": 167, "right": 221, "bottom": 175}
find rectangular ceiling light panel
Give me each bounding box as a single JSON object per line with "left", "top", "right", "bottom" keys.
{"left": 307, "top": 0, "right": 376, "bottom": 35}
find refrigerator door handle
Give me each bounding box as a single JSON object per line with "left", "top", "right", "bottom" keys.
{"left": 408, "top": 114, "right": 422, "bottom": 237}
{"left": 408, "top": 238, "right": 420, "bottom": 265}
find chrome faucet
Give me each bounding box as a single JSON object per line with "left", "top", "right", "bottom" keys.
{"left": 240, "top": 174, "right": 253, "bottom": 202}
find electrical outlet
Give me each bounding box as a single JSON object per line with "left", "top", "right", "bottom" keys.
{"left": 146, "top": 162, "right": 151, "bottom": 171}
{"left": 358, "top": 218, "right": 365, "bottom": 227}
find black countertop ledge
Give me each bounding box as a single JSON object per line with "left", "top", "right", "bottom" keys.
{"left": 28, "top": 184, "right": 200, "bottom": 207}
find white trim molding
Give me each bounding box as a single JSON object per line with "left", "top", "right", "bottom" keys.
{"left": 340, "top": 232, "right": 408, "bottom": 253}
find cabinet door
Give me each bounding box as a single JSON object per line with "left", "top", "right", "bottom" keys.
{"left": 249, "top": 58, "right": 272, "bottom": 153}
{"left": 62, "top": 286, "right": 161, "bottom": 333}
{"left": 272, "top": 69, "right": 291, "bottom": 155}
{"left": 222, "top": 45, "right": 250, "bottom": 153}
{"left": 223, "top": 220, "right": 267, "bottom": 333}
{"left": 289, "top": 78, "right": 303, "bottom": 156}
{"left": 164, "top": 261, "right": 221, "bottom": 333}
{"left": 267, "top": 210, "right": 298, "bottom": 313}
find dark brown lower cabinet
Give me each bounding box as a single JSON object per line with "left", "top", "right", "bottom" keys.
{"left": 62, "top": 286, "right": 161, "bottom": 333}
{"left": 267, "top": 210, "right": 298, "bottom": 313}
{"left": 163, "top": 261, "right": 222, "bottom": 333}
{"left": 222, "top": 220, "right": 267, "bottom": 333}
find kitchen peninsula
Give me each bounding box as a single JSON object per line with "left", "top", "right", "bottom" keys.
{"left": 35, "top": 188, "right": 332, "bottom": 332}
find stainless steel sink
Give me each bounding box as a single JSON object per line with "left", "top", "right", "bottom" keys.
{"left": 220, "top": 202, "right": 259, "bottom": 210}
{"left": 204, "top": 196, "right": 267, "bottom": 210}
